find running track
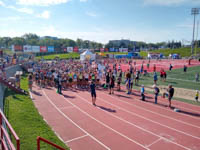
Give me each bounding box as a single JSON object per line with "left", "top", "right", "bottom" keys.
{"left": 116, "top": 59, "right": 200, "bottom": 72}
{"left": 31, "top": 84, "right": 200, "bottom": 150}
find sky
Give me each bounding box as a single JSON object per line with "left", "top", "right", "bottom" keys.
{"left": 0, "top": 0, "right": 200, "bottom": 44}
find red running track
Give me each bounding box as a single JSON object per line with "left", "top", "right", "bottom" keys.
{"left": 113, "top": 59, "right": 200, "bottom": 72}
{"left": 31, "top": 85, "right": 200, "bottom": 150}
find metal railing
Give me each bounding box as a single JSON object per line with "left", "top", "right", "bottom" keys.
{"left": 0, "top": 109, "right": 20, "bottom": 150}
{"left": 37, "top": 136, "right": 66, "bottom": 150}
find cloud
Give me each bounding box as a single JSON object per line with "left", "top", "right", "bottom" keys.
{"left": 16, "top": 7, "right": 34, "bottom": 14}
{"left": 36, "top": 11, "right": 50, "bottom": 19}
{"left": 143, "top": 0, "right": 200, "bottom": 6}
{"left": 86, "top": 11, "right": 98, "bottom": 17}
{"left": 3, "top": 4, "right": 34, "bottom": 14}
{"left": 0, "top": 16, "right": 21, "bottom": 21}
{"left": 80, "top": 0, "right": 88, "bottom": 2}
{"left": 16, "top": 0, "right": 70, "bottom": 6}
{"left": 0, "top": 0, "right": 5, "bottom": 6}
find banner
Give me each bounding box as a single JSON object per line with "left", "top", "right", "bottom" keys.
{"left": 23, "top": 45, "right": 32, "bottom": 53}
{"left": 32, "top": 46, "right": 40, "bottom": 53}
{"left": 67, "top": 47, "right": 73, "bottom": 53}
{"left": 105, "top": 48, "right": 108, "bottom": 52}
{"left": 48, "top": 46, "right": 54, "bottom": 52}
{"left": 119, "top": 48, "right": 128, "bottom": 52}
{"left": 40, "top": 46, "right": 47, "bottom": 52}
{"left": 63, "top": 48, "right": 67, "bottom": 52}
{"left": 12, "top": 45, "right": 23, "bottom": 52}
{"left": 100, "top": 48, "right": 104, "bottom": 52}
{"left": 73, "top": 47, "right": 79, "bottom": 53}
{"left": 109, "top": 48, "right": 115, "bottom": 52}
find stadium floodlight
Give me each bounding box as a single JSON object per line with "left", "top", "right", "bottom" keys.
{"left": 191, "top": 8, "right": 200, "bottom": 54}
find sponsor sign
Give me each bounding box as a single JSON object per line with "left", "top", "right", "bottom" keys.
{"left": 100, "top": 48, "right": 104, "bottom": 52}
{"left": 63, "top": 48, "right": 67, "bottom": 52}
{"left": 32, "top": 46, "right": 40, "bottom": 53}
{"left": 109, "top": 48, "right": 115, "bottom": 52}
{"left": 73, "top": 47, "right": 79, "bottom": 53}
{"left": 119, "top": 48, "right": 128, "bottom": 52}
{"left": 13, "top": 45, "right": 23, "bottom": 52}
{"left": 40, "top": 46, "right": 47, "bottom": 52}
{"left": 23, "top": 45, "right": 32, "bottom": 52}
{"left": 48, "top": 46, "right": 54, "bottom": 52}
{"left": 67, "top": 47, "right": 73, "bottom": 53}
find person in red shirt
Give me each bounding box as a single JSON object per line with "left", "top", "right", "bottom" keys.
{"left": 153, "top": 64, "right": 156, "bottom": 72}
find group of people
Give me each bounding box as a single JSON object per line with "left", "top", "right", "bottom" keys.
{"left": 25, "top": 58, "right": 179, "bottom": 108}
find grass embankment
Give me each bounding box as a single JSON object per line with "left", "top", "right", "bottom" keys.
{"left": 36, "top": 52, "right": 80, "bottom": 60}
{"left": 122, "top": 66, "right": 200, "bottom": 106}
{"left": 4, "top": 75, "right": 69, "bottom": 150}
{"left": 139, "top": 47, "right": 200, "bottom": 58}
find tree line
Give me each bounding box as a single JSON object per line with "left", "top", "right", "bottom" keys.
{"left": 0, "top": 33, "right": 103, "bottom": 50}
{"left": 0, "top": 33, "right": 199, "bottom": 51}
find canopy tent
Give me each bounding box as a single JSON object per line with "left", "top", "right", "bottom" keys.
{"left": 80, "top": 50, "right": 96, "bottom": 61}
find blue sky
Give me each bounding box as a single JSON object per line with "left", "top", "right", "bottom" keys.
{"left": 0, "top": 0, "right": 200, "bottom": 44}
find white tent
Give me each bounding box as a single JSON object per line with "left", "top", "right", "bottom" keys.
{"left": 80, "top": 50, "right": 96, "bottom": 61}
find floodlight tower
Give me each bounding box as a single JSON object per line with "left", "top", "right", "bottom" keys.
{"left": 191, "top": 8, "right": 200, "bottom": 54}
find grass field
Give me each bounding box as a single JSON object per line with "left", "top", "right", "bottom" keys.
{"left": 4, "top": 75, "right": 69, "bottom": 150}
{"left": 36, "top": 52, "right": 80, "bottom": 60}
{"left": 137, "top": 65, "right": 200, "bottom": 90}
{"left": 139, "top": 47, "right": 200, "bottom": 58}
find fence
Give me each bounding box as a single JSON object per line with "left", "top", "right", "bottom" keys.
{"left": 37, "top": 136, "right": 66, "bottom": 150}
{"left": 0, "top": 109, "right": 20, "bottom": 150}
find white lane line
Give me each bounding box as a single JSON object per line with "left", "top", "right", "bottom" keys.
{"left": 59, "top": 91, "right": 150, "bottom": 150}
{"left": 60, "top": 106, "right": 74, "bottom": 110}
{"left": 146, "top": 137, "right": 162, "bottom": 148}
{"left": 101, "top": 91, "right": 200, "bottom": 129}
{"left": 42, "top": 90, "right": 111, "bottom": 150}
{"left": 98, "top": 92, "right": 200, "bottom": 140}
{"left": 74, "top": 92, "right": 190, "bottom": 150}
{"left": 65, "top": 135, "right": 88, "bottom": 143}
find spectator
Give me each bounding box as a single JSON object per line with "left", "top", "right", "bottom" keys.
{"left": 153, "top": 84, "right": 160, "bottom": 104}
{"left": 183, "top": 65, "right": 187, "bottom": 73}
{"left": 153, "top": 72, "right": 158, "bottom": 85}
{"left": 141, "top": 85, "right": 145, "bottom": 101}
{"left": 90, "top": 81, "right": 96, "bottom": 106}
{"left": 195, "top": 73, "right": 199, "bottom": 82}
{"left": 28, "top": 73, "right": 33, "bottom": 91}
{"left": 195, "top": 90, "right": 199, "bottom": 102}
{"left": 169, "top": 64, "right": 173, "bottom": 71}
{"left": 163, "top": 85, "right": 174, "bottom": 108}
{"left": 57, "top": 75, "right": 62, "bottom": 94}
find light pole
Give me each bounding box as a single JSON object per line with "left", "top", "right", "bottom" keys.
{"left": 191, "top": 8, "right": 200, "bottom": 54}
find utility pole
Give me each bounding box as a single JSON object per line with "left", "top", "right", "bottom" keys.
{"left": 195, "top": 20, "right": 199, "bottom": 56}
{"left": 191, "top": 8, "right": 199, "bottom": 54}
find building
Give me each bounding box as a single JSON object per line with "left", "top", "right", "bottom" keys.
{"left": 40, "top": 36, "right": 58, "bottom": 40}
{"left": 108, "top": 39, "right": 136, "bottom": 48}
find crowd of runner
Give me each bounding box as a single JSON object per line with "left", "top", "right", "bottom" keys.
{"left": 25, "top": 58, "right": 182, "bottom": 107}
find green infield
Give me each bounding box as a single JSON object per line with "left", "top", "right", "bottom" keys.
{"left": 4, "top": 75, "right": 69, "bottom": 150}
{"left": 36, "top": 52, "right": 80, "bottom": 60}
{"left": 137, "top": 66, "right": 200, "bottom": 90}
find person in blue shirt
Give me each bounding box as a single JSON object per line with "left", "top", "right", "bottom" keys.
{"left": 141, "top": 85, "right": 145, "bottom": 101}
{"left": 153, "top": 72, "right": 158, "bottom": 85}
{"left": 90, "top": 81, "right": 96, "bottom": 106}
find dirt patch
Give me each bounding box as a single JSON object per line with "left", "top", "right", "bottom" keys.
{"left": 145, "top": 85, "right": 197, "bottom": 101}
